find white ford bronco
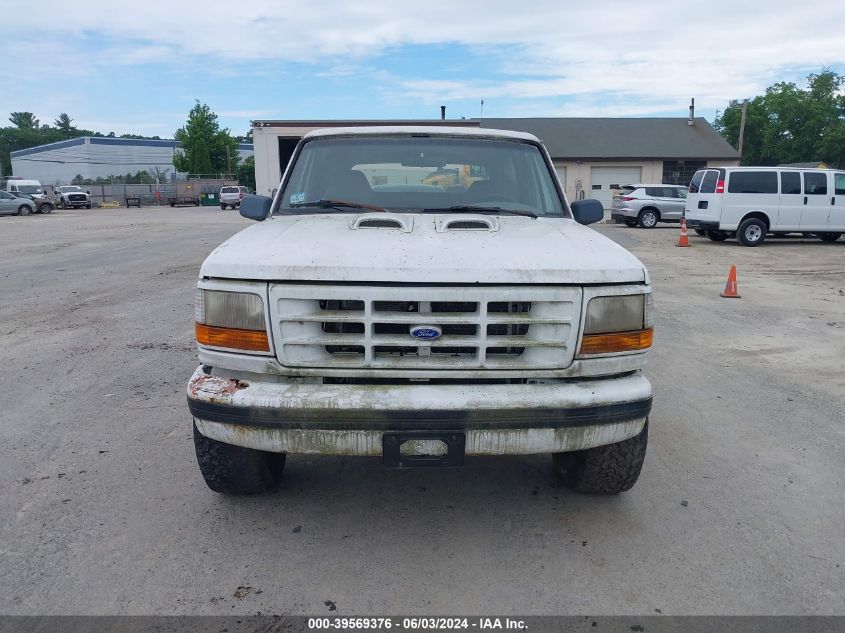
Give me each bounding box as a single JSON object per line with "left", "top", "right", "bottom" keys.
{"left": 187, "top": 127, "right": 654, "bottom": 495}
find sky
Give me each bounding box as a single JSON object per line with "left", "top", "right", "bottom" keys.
{"left": 2, "top": 1, "right": 844, "bottom": 139}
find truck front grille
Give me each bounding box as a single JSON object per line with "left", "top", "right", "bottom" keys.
{"left": 269, "top": 284, "right": 582, "bottom": 371}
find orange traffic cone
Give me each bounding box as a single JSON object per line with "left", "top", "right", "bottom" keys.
{"left": 720, "top": 265, "right": 741, "bottom": 298}
{"left": 676, "top": 218, "right": 691, "bottom": 247}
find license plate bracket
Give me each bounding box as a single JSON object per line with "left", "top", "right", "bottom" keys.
{"left": 382, "top": 431, "right": 466, "bottom": 468}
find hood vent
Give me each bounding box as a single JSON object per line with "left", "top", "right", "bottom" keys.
{"left": 436, "top": 215, "right": 500, "bottom": 232}
{"left": 448, "top": 220, "right": 493, "bottom": 230}
{"left": 349, "top": 213, "right": 413, "bottom": 233}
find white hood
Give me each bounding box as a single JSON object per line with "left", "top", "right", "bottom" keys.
{"left": 200, "top": 213, "right": 647, "bottom": 285}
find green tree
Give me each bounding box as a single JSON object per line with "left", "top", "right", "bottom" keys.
{"left": 54, "top": 113, "right": 75, "bottom": 135}
{"left": 173, "top": 101, "right": 240, "bottom": 177}
{"left": 237, "top": 155, "right": 256, "bottom": 191}
{"left": 9, "top": 112, "right": 39, "bottom": 130}
{"left": 715, "top": 70, "right": 845, "bottom": 167}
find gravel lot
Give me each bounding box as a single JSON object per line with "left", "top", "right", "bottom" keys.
{"left": 1, "top": 208, "right": 843, "bottom": 615}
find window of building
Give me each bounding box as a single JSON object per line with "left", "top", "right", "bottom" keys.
{"left": 663, "top": 160, "right": 708, "bottom": 186}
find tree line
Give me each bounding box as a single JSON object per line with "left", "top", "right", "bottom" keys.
{"left": 1, "top": 102, "right": 255, "bottom": 189}
{"left": 714, "top": 70, "right": 845, "bottom": 168}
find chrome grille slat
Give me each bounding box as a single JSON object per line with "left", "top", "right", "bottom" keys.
{"left": 270, "top": 284, "right": 581, "bottom": 371}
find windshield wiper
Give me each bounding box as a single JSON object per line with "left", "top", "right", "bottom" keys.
{"left": 428, "top": 205, "right": 538, "bottom": 219}
{"left": 290, "top": 199, "right": 388, "bottom": 213}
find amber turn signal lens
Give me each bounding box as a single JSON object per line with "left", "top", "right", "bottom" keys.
{"left": 578, "top": 328, "right": 653, "bottom": 356}
{"left": 195, "top": 323, "right": 270, "bottom": 352}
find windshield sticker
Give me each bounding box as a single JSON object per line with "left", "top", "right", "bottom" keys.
{"left": 290, "top": 192, "right": 305, "bottom": 205}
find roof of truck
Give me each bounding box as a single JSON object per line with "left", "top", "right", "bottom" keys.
{"left": 303, "top": 126, "right": 541, "bottom": 143}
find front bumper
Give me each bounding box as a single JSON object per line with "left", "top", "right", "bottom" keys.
{"left": 187, "top": 367, "right": 652, "bottom": 456}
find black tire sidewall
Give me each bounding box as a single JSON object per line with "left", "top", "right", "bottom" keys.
{"left": 193, "top": 421, "right": 285, "bottom": 494}
{"left": 638, "top": 209, "right": 658, "bottom": 228}
{"left": 737, "top": 218, "right": 766, "bottom": 246}
{"left": 554, "top": 420, "right": 649, "bottom": 495}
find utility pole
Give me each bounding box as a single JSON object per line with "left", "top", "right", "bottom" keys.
{"left": 226, "top": 146, "right": 232, "bottom": 177}
{"left": 737, "top": 100, "right": 748, "bottom": 159}
{"left": 480, "top": 98, "right": 484, "bottom": 120}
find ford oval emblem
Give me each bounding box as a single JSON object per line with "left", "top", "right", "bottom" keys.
{"left": 410, "top": 325, "right": 442, "bottom": 340}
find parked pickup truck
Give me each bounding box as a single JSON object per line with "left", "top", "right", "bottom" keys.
{"left": 187, "top": 127, "right": 654, "bottom": 496}
{"left": 55, "top": 185, "right": 92, "bottom": 209}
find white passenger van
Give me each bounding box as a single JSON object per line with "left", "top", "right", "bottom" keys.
{"left": 685, "top": 167, "right": 845, "bottom": 246}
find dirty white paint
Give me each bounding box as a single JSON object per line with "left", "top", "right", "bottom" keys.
{"left": 269, "top": 283, "right": 581, "bottom": 371}
{"left": 186, "top": 366, "right": 652, "bottom": 413}
{"left": 194, "top": 418, "right": 647, "bottom": 455}
{"left": 200, "top": 127, "right": 647, "bottom": 286}
{"left": 200, "top": 213, "right": 647, "bottom": 285}
{"left": 188, "top": 126, "right": 654, "bottom": 458}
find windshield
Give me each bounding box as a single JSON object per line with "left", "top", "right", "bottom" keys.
{"left": 61, "top": 186, "right": 83, "bottom": 192}
{"left": 18, "top": 185, "right": 43, "bottom": 194}
{"left": 278, "top": 136, "right": 566, "bottom": 216}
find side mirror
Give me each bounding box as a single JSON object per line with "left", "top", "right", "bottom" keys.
{"left": 571, "top": 199, "right": 605, "bottom": 225}
{"left": 239, "top": 194, "right": 273, "bottom": 221}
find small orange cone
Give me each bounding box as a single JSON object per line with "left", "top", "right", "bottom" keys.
{"left": 676, "top": 218, "right": 691, "bottom": 247}
{"left": 720, "top": 265, "right": 741, "bottom": 298}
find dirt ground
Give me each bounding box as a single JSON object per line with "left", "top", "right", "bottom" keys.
{"left": 0, "top": 208, "right": 843, "bottom": 615}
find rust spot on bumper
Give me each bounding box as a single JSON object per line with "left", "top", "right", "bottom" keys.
{"left": 188, "top": 374, "right": 248, "bottom": 399}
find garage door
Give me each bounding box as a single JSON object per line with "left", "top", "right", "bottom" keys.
{"left": 554, "top": 166, "right": 566, "bottom": 191}
{"left": 590, "top": 166, "right": 642, "bottom": 209}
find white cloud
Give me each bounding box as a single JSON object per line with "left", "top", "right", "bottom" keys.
{"left": 1, "top": 1, "right": 844, "bottom": 118}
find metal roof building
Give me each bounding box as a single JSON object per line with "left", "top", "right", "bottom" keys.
{"left": 10, "top": 137, "right": 254, "bottom": 184}
{"left": 251, "top": 116, "right": 739, "bottom": 208}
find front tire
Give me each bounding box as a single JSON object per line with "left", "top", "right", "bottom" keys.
{"left": 193, "top": 422, "right": 286, "bottom": 494}
{"left": 818, "top": 232, "right": 841, "bottom": 242}
{"left": 39, "top": 203, "right": 53, "bottom": 214}
{"left": 17, "top": 205, "right": 31, "bottom": 216}
{"left": 637, "top": 209, "right": 659, "bottom": 228}
{"left": 553, "top": 421, "right": 648, "bottom": 494}
{"left": 737, "top": 218, "right": 767, "bottom": 246}
{"left": 86, "top": 203, "right": 92, "bottom": 209}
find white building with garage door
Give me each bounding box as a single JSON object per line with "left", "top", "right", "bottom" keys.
{"left": 251, "top": 115, "right": 739, "bottom": 208}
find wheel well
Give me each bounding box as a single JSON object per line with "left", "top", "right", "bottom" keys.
{"left": 639, "top": 206, "right": 660, "bottom": 218}
{"left": 740, "top": 212, "right": 770, "bottom": 230}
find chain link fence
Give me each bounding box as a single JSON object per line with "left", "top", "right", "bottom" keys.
{"left": 44, "top": 176, "right": 238, "bottom": 207}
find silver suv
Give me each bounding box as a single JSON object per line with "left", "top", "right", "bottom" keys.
{"left": 611, "top": 184, "right": 688, "bottom": 228}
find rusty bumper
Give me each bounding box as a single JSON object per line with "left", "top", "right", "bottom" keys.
{"left": 187, "top": 366, "right": 652, "bottom": 456}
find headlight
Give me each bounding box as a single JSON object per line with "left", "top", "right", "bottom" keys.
{"left": 578, "top": 294, "right": 653, "bottom": 356}
{"left": 194, "top": 289, "right": 270, "bottom": 352}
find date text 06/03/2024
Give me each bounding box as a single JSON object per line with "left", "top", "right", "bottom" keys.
{"left": 307, "top": 617, "right": 528, "bottom": 630}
